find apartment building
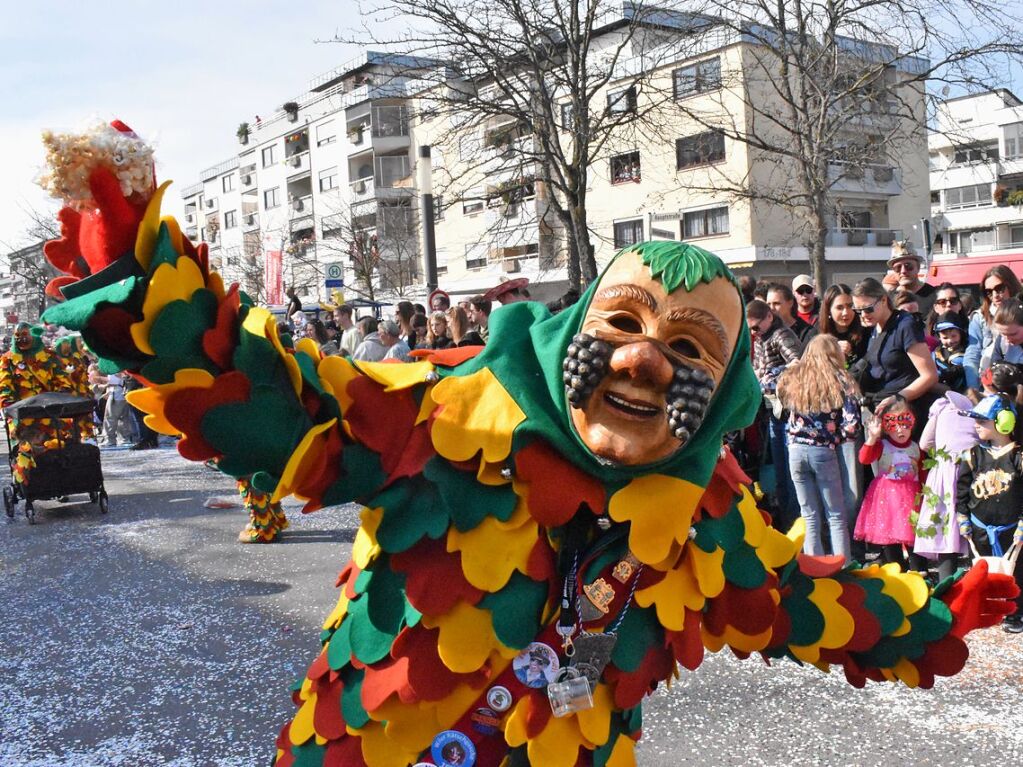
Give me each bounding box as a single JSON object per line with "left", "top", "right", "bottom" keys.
{"left": 179, "top": 52, "right": 439, "bottom": 306}
{"left": 929, "top": 90, "right": 1023, "bottom": 259}
{"left": 0, "top": 242, "right": 55, "bottom": 328}
{"left": 414, "top": 15, "right": 930, "bottom": 296}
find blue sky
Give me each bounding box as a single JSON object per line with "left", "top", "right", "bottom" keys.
{"left": 0, "top": 0, "right": 361, "bottom": 249}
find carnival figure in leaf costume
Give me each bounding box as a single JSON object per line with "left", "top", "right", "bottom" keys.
{"left": 37, "top": 123, "right": 1019, "bottom": 767}
{"left": 0, "top": 323, "right": 72, "bottom": 486}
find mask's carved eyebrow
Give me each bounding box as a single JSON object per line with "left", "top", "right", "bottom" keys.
{"left": 665, "top": 307, "right": 729, "bottom": 351}
{"left": 592, "top": 284, "right": 658, "bottom": 311}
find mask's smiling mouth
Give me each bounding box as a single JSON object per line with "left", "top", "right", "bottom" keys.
{"left": 604, "top": 390, "right": 661, "bottom": 418}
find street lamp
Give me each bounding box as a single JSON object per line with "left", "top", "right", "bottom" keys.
{"left": 417, "top": 145, "right": 438, "bottom": 292}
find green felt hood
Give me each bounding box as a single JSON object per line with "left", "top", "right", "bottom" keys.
{"left": 448, "top": 242, "right": 760, "bottom": 491}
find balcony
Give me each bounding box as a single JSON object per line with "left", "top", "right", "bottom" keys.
{"left": 242, "top": 212, "right": 260, "bottom": 232}
{"left": 342, "top": 81, "right": 408, "bottom": 110}
{"left": 185, "top": 226, "right": 198, "bottom": 240}
{"left": 239, "top": 166, "right": 257, "bottom": 190}
{"left": 374, "top": 155, "right": 413, "bottom": 197}
{"left": 828, "top": 162, "right": 902, "bottom": 197}
{"left": 286, "top": 150, "right": 311, "bottom": 177}
{"left": 825, "top": 227, "right": 902, "bottom": 248}
{"left": 932, "top": 160, "right": 999, "bottom": 190}
{"left": 349, "top": 175, "right": 375, "bottom": 202}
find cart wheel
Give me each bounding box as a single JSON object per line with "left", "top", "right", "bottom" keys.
{"left": 89, "top": 491, "right": 99, "bottom": 504}
{"left": 25, "top": 501, "right": 35, "bottom": 524}
{"left": 98, "top": 490, "right": 109, "bottom": 514}
{"left": 3, "top": 486, "right": 14, "bottom": 519}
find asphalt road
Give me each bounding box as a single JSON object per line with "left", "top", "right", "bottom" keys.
{"left": 1, "top": 445, "right": 1021, "bottom": 766}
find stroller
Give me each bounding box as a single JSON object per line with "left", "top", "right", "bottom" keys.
{"left": 2, "top": 391, "right": 108, "bottom": 524}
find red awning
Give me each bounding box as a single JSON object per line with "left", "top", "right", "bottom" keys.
{"left": 929, "top": 253, "right": 1023, "bottom": 287}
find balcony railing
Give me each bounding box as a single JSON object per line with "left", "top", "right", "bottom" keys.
{"left": 289, "top": 195, "right": 314, "bottom": 218}
{"left": 242, "top": 212, "right": 260, "bottom": 232}
{"left": 350, "top": 175, "right": 375, "bottom": 201}
{"left": 371, "top": 105, "right": 410, "bottom": 138}
{"left": 286, "top": 150, "right": 311, "bottom": 175}
{"left": 375, "top": 155, "right": 411, "bottom": 188}
{"left": 825, "top": 228, "right": 903, "bottom": 247}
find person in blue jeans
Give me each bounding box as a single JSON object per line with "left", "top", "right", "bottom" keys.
{"left": 777, "top": 335, "right": 862, "bottom": 563}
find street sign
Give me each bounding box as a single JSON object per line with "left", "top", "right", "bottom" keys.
{"left": 325, "top": 263, "right": 344, "bottom": 280}
{"left": 325, "top": 279, "right": 344, "bottom": 288}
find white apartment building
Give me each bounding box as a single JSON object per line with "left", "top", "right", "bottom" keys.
{"left": 0, "top": 242, "right": 55, "bottom": 328}
{"left": 179, "top": 52, "right": 439, "bottom": 307}
{"left": 929, "top": 89, "right": 1023, "bottom": 259}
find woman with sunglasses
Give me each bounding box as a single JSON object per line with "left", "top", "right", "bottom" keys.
{"left": 924, "top": 282, "right": 967, "bottom": 336}
{"left": 851, "top": 278, "right": 939, "bottom": 437}
{"left": 964, "top": 265, "right": 1022, "bottom": 390}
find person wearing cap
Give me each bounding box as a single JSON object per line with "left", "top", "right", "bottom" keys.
{"left": 766, "top": 283, "right": 817, "bottom": 350}
{"left": 352, "top": 318, "right": 409, "bottom": 362}
{"left": 482, "top": 277, "right": 530, "bottom": 306}
{"left": 791, "top": 274, "right": 819, "bottom": 326}
{"left": 933, "top": 311, "right": 968, "bottom": 393}
{"left": 955, "top": 393, "right": 1023, "bottom": 633}
{"left": 428, "top": 289, "right": 451, "bottom": 313}
{"left": 887, "top": 240, "right": 936, "bottom": 318}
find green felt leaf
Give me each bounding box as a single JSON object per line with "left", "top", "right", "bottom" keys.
{"left": 781, "top": 574, "right": 824, "bottom": 647}
{"left": 147, "top": 224, "right": 181, "bottom": 274}
{"left": 610, "top": 606, "right": 663, "bottom": 673}
{"left": 505, "top": 746, "right": 530, "bottom": 767}
{"left": 295, "top": 350, "right": 326, "bottom": 395}
{"left": 321, "top": 444, "right": 387, "bottom": 507}
{"left": 404, "top": 598, "right": 422, "bottom": 629}
{"left": 347, "top": 596, "right": 396, "bottom": 665}
{"left": 851, "top": 575, "right": 904, "bottom": 637}
{"left": 289, "top": 740, "right": 326, "bottom": 767}
{"left": 43, "top": 274, "right": 141, "bottom": 330}
{"left": 364, "top": 559, "right": 408, "bottom": 635}
{"left": 621, "top": 704, "right": 642, "bottom": 732}
{"left": 202, "top": 382, "right": 312, "bottom": 478}
{"left": 354, "top": 568, "right": 373, "bottom": 595}
{"left": 371, "top": 479, "right": 449, "bottom": 553}
{"left": 479, "top": 572, "right": 548, "bottom": 650}
{"left": 721, "top": 544, "right": 767, "bottom": 589}
{"left": 341, "top": 667, "right": 369, "bottom": 729}
{"left": 695, "top": 504, "right": 745, "bottom": 551}
{"left": 140, "top": 290, "right": 219, "bottom": 384}
{"left": 593, "top": 718, "right": 625, "bottom": 767}
{"left": 424, "top": 457, "right": 517, "bottom": 531}
{"left": 232, "top": 324, "right": 298, "bottom": 393}
{"left": 250, "top": 471, "right": 276, "bottom": 494}
{"left": 326, "top": 619, "right": 353, "bottom": 671}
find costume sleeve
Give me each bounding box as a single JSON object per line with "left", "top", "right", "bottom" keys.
{"left": 0, "top": 357, "right": 15, "bottom": 409}
{"left": 39, "top": 208, "right": 427, "bottom": 512}
{"left": 955, "top": 447, "right": 976, "bottom": 536}
{"left": 859, "top": 440, "right": 883, "bottom": 465}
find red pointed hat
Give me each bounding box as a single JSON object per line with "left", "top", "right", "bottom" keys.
{"left": 481, "top": 277, "right": 529, "bottom": 304}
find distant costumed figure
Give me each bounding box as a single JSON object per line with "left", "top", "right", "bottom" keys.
{"left": 37, "top": 120, "right": 1020, "bottom": 767}
{"left": 237, "top": 476, "right": 289, "bottom": 543}
{"left": 0, "top": 323, "right": 71, "bottom": 486}
{"left": 54, "top": 334, "right": 97, "bottom": 440}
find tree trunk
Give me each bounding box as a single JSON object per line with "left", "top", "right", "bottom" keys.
{"left": 808, "top": 200, "right": 829, "bottom": 289}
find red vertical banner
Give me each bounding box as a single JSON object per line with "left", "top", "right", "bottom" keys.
{"left": 265, "top": 249, "right": 283, "bottom": 305}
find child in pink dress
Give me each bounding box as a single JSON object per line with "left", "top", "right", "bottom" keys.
{"left": 855, "top": 397, "right": 923, "bottom": 568}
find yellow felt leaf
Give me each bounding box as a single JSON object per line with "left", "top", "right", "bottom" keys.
{"left": 356, "top": 359, "right": 436, "bottom": 391}
{"left": 892, "top": 657, "right": 921, "bottom": 688}
{"left": 131, "top": 255, "right": 206, "bottom": 356}
{"left": 321, "top": 592, "right": 349, "bottom": 631}
{"left": 526, "top": 710, "right": 587, "bottom": 767}
{"left": 242, "top": 307, "right": 301, "bottom": 396}
{"left": 755, "top": 524, "right": 800, "bottom": 570}
{"left": 377, "top": 699, "right": 442, "bottom": 751}
{"left": 134, "top": 180, "right": 172, "bottom": 271}
{"left": 295, "top": 337, "right": 321, "bottom": 361}
{"left": 432, "top": 680, "right": 497, "bottom": 727}
{"left": 353, "top": 508, "right": 382, "bottom": 568}
{"left": 289, "top": 691, "right": 317, "bottom": 745}
{"left": 430, "top": 367, "right": 525, "bottom": 464}
{"left": 421, "top": 601, "right": 507, "bottom": 673}
{"left": 446, "top": 504, "right": 537, "bottom": 592}
{"left": 687, "top": 542, "right": 726, "bottom": 598}
{"left": 159, "top": 214, "right": 184, "bottom": 256}
{"left": 206, "top": 270, "right": 226, "bottom": 301}
{"left": 790, "top": 579, "right": 854, "bottom": 663}
{"left": 717, "top": 623, "right": 774, "bottom": 654}
{"left": 635, "top": 559, "right": 705, "bottom": 631}
{"left": 850, "top": 563, "right": 926, "bottom": 636}
{"left": 356, "top": 720, "right": 421, "bottom": 767}
{"left": 576, "top": 683, "right": 614, "bottom": 746}
{"left": 272, "top": 418, "right": 338, "bottom": 503}
{"left": 608, "top": 475, "right": 702, "bottom": 565}
{"left": 786, "top": 515, "right": 806, "bottom": 548}
{"left": 318, "top": 355, "right": 361, "bottom": 412}
{"left": 606, "top": 734, "right": 637, "bottom": 767}
{"left": 736, "top": 488, "right": 767, "bottom": 547}
{"left": 416, "top": 384, "right": 439, "bottom": 425}
{"left": 503, "top": 697, "right": 531, "bottom": 747}
{"left": 124, "top": 368, "right": 214, "bottom": 435}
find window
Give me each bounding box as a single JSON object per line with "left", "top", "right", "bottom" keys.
{"left": 613, "top": 219, "right": 644, "bottom": 248}
{"left": 462, "top": 188, "right": 484, "bottom": 215}
{"left": 1011, "top": 226, "right": 1023, "bottom": 246}
{"left": 262, "top": 145, "right": 277, "bottom": 167}
{"left": 561, "top": 103, "right": 575, "bottom": 131}
{"left": 840, "top": 210, "right": 871, "bottom": 230}
{"left": 1005, "top": 123, "right": 1023, "bottom": 160}
{"left": 682, "top": 206, "right": 729, "bottom": 239}
{"left": 224, "top": 210, "right": 237, "bottom": 229}
{"left": 611, "top": 152, "right": 641, "bottom": 184}
{"left": 673, "top": 58, "right": 721, "bottom": 100}
{"left": 222, "top": 174, "right": 235, "bottom": 193}
{"left": 465, "top": 242, "right": 488, "bottom": 269}
{"left": 945, "top": 183, "right": 992, "bottom": 209}
{"left": 316, "top": 120, "right": 336, "bottom": 146}
{"left": 433, "top": 195, "right": 444, "bottom": 221}
{"left": 952, "top": 144, "right": 998, "bottom": 165}
{"left": 676, "top": 131, "right": 725, "bottom": 170}
{"left": 606, "top": 86, "right": 637, "bottom": 115}
{"left": 930, "top": 191, "right": 941, "bottom": 204}
{"left": 264, "top": 187, "right": 280, "bottom": 209}
{"left": 319, "top": 166, "right": 338, "bottom": 192}
{"left": 436, "top": 247, "right": 448, "bottom": 275}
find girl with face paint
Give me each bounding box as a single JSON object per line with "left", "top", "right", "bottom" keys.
{"left": 854, "top": 397, "right": 926, "bottom": 571}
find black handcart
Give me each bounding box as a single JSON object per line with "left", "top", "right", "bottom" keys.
{"left": 2, "top": 392, "right": 108, "bottom": 523}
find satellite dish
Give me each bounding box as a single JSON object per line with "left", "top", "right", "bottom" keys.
{"left": 941, "top": 85, "right": 951, "bottom": 97}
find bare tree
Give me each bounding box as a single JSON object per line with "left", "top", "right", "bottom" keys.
{"left": 0, "top": 203, "right": 62, "bottom": 322}
{"left": 332, "top": 0, "right": 700, "bottom": 289}
{"left": 659, "top": 0, "right": 1023, "bottom": 285}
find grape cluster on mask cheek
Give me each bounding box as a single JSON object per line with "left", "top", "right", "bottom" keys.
{"left": 564, "top": 333, "right": 715, "bottom": 444}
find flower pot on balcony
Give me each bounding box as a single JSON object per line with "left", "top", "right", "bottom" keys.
{"left": 282, "top": 102, "right": 299, "bottom": 123}
{"left": 237, "top": 122, "right": 250, "bottom": 145}
{"left": 293, "top": 199, "right": 304, "bottom": 212}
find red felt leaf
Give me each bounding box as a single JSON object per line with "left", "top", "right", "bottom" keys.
{"left": 43, "top": 207, "right": 88, "bottom": 277}
{"left": 524, "top": 689, "right": 552, "bottom": 738}
{"left": 605, "top": 644, "right": 675, "bottom": 709}
{"left": 391, "top": 625, "right": 489, "bottom": 703}
{"left": 943, "top": 560, "right": 1021, "bottom": 638}
{"left": 340, "top": 564, "right": 361, "bottom": 600}
{"left": 525, "top": 537, "right": 557, "bottom": 582}
{"left": 704, "top": 580, "right": 778, "bottom": 638}
{"left": 408, "top": 346, "right": 483, "bottom": 366}
{"left": 45, "top": 276, "right": 80, "bottom": 299}
{"left": 92, "top": 306, "right": 143, "bottom": 359}
{"left": 324, "top": 735, "right": 368, "bottom": 767}
{"left": 275, "top": 722, "right": 295, "bottom": 767}
{"left": 910, "top": 634, "right": 969, "bottom": 688}
{"left": 312, "top": 673, "right": 348, "bottom": 741}
{"left": 360, "top": 654, "right": 412, "bottom": 711}
{"left": 666, "top": 608, "right": 705, "bottom": 671}
{"left": 392, "top": 538, "right": 484, "bottom": 614}
{"left": 307, "top": 649, "right": 331, "bottom": 682}
{"left": 296, "top": 427, "right": 344, "bottom": 513}
{"left": 163, "top": 371, "right": 251, "bottom": 461}
{"left": 833, "top": 581, "right": 879, "bottom": 652}
{"left": 386, "top": 422, "right": 435, "bottom": 483}
{"left": 697, "top": 450, "right": 748, "bottom": 522}
{"left": 344, "top": 377, "right": 419, "bottom": 477}
{"left": 202, "top": 285, "right": 240, "bottom": 370}
{"left": 796, "top": 554, "right": 846, "bottom": 579}
{"left": 514, "top": 440, "right": 605, "bottom": 527}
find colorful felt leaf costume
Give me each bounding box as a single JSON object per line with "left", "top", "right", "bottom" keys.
{"left": 38, "top": 125, "right": 1020, "bottom": 767}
